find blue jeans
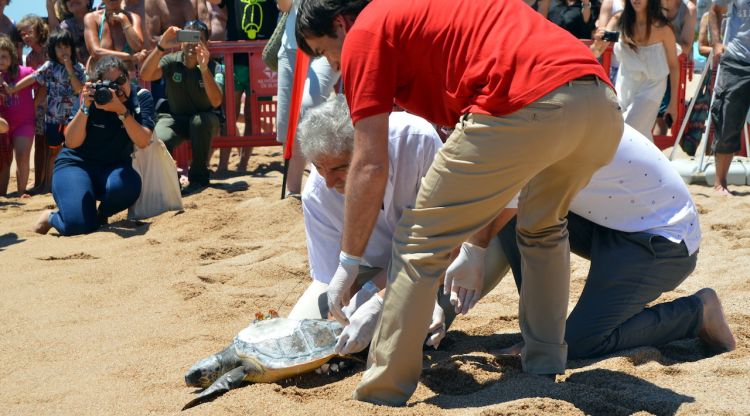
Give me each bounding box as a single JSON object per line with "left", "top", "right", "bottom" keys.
{"left": 50, "top": 161, "right": 141, "bottom": 236}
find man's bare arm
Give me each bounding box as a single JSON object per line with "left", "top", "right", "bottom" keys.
{"left": 341, "top": 113, "right": 390, "bottom": 257}
{"left": 709, "top": 4, "right": 728, "bottom": 65}
{"left": 678, "top": 2, "right": 697, "bottom": 54}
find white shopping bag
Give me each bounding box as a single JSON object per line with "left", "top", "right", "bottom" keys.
{"left": 128, "top": 137, "right": 183, "bottom": 220}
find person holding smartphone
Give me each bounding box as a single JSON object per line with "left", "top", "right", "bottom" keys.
{"left": 140, "top": 20, "right": 224, "bottom": 194}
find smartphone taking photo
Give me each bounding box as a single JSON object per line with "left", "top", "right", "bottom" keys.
{"left": 176, "top": 30, "right": 201, "bottom": 43}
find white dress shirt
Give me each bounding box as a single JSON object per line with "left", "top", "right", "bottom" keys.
{"left": 511, "top": 124, "right": 701, "bottom": 254}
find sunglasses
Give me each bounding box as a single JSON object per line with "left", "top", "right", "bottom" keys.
{"left": 184, "top": 20, "right": 208, "bottom": 31}
{"left": 98, "top": 73, "right": 128, "bottom": 86}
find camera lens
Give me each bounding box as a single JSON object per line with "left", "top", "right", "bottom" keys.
{"left": 93, "top": 87, "right": 113, "bottom": 105}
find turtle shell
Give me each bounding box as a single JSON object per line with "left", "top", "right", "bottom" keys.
{"left": 233, "top": 318, "right": 343, "bottom": 370}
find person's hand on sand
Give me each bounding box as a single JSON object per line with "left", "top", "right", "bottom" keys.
{"left": 444, "top": 242, "right": 486, "bottom": 315}
{"left": 327, "top": 251, "right": 361, "bottom": 324}
{"left": 425, "top": 301, "right": 446, "bottom": 349}
{"left": 334, "top": 294, "right": 383, "bottom": 355}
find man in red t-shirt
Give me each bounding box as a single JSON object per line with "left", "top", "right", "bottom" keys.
{"left": 295, "top": 0, "right": 624, "bottom": 405}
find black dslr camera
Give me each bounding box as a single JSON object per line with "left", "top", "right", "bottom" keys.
{"left": 93, "top": 80, "right": 121, "bottom": 105}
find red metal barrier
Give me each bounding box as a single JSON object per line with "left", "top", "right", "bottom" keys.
{"left": 172, "top": 40, "right": 280, "bottom": 172}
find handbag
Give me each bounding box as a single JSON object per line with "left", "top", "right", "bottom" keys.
{"left": 128, "top": 136, "right": 184, "bottom": 220}
{"left": 262, "top": 12, "right": 289, "bottom": 72}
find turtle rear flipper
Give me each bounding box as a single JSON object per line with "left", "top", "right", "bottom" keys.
{"left": 182, "top": 364, "right": 260, "bottom": 410}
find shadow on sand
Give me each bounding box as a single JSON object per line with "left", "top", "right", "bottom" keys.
{"left": 419, "top": 331, "right": 695, "bottom": 415}
{"left": 0, "top": 232, "right": 24, "bottom": 251}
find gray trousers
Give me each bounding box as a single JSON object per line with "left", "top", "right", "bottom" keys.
{"left": 498, "top": 213, "right": 703, "bottom": 359}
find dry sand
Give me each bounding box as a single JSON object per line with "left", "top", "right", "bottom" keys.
{"left": 1, "top": 147, "right": 749, "bottom": 416}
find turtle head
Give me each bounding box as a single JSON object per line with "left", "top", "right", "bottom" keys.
{"left": 185, "top": 346, "right": 241, "bottom": 388}
{"left": 185, "top": 354, "right": 223, "bottom": 388}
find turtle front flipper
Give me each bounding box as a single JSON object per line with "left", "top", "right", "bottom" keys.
{"left": 182, "top": 364, "right": 258, "bottom": 410}
{"left": 184, "top": 346, "right": 242, "bottom": 388}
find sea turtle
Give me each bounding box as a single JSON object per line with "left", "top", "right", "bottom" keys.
{"left": 183, "top": 316, "right": 344, "bottom": 409}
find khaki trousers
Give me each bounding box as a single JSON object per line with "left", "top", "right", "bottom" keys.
{"left": 354, "top": 80, "right": 623, "bottom": 405}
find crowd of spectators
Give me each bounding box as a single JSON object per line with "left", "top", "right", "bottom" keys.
{"left": 0, "top": 0, "right": 279, "bottom": 235}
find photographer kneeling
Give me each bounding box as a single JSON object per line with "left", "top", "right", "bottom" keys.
{"left": 34, "top": 56, "right": 155, "bottom": 236}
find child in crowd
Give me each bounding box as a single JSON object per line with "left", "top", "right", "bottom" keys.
{"left": 57, "top": 0, "right": 94, "bottom": 68}
{"left": 17, "top": 15, "right": 47, "bottom": 68}
{"left": 7, "top": 29, "right": 85, "bottom": 194}
{"left": 16, "top": 14, "right": 49, "bottom": 194}
{"left": 0, "top": 35, "right": 35, "bottom": 197}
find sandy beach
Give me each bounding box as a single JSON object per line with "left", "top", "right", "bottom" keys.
{"left": 1, "top": 147, "right": 749, "bottom": 416}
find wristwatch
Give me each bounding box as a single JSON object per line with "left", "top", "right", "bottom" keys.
{"left": 118, "top": 109, "right": 129, "bottom": 121}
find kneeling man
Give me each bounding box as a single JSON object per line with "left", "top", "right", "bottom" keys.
{"left": 289, "top": 95, "right": 509, "bottom": 353}
{"left": 446, "top": 124, "right": 736, "bottom": 358}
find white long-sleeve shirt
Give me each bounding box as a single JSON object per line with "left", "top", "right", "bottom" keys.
{"left": 510, "top": 124, "right": 701, "bottom": 254}
{"left": 301, "top": 112, "right": 443, "bottom": 283}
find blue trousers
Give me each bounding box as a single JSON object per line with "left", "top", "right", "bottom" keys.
{"left": 499, "top": 213, "right": 703, "bottom": 359}
{"left": 50, "top": 161, "right": 141, "bottom": 236}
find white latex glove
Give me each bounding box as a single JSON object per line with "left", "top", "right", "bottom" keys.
{"left": 334, "top": 294, "right": 383, "bottom": 355}
{"left": 342, "top": 280, "right": 380, "bottom": 320}
{"left": 444, "top": 242, "right": 486, "bottom": 315}
{"left": 327, "top": 251, "right": 361, "bottom": 324}
{"left": 425, "top": 301, "right": 446, "bottom": 349}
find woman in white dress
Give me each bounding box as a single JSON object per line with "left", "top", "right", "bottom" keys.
{"left": 593, "top": 0, "right": 679, "bottom": 140}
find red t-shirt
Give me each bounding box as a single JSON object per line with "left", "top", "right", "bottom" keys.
{"left": 343, "top": 0, "right": 613, "bottom": 126}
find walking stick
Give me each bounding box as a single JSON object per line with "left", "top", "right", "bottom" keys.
{"left": 281, "top": 49, "right": 311, "bottom": 200}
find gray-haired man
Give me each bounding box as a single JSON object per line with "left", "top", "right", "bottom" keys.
{"left": 289, "top": 95, "right": 509, "bottom": 353}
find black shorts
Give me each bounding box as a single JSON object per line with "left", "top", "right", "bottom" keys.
{"left": 710, "top": 56, "right": 750, "bottom": 154}
{"left": 45, "top": 123, "right": 66, "bottom": 147}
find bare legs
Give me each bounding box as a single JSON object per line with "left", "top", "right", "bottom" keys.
{"left": 217, "top": 92, "right": 253, "bottom": 173}
{"left": 13, "top": 135, "right": 32, "bottom": 197}
{"left": 713, "top": 152, "right": 734, "bottom": 196}
{"left": 33, "top": 209, "right": 53, "bottom": 234}
{"left": 695, "top": 288, "right": 736, "bottom": 353}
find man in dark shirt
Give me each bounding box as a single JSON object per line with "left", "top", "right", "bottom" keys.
{"left": 140, "top": 20, "right": 224, "bottom": 192}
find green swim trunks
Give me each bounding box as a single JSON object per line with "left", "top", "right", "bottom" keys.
{"left": 233, "top": 64, "right": 250, "bottom": 94}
